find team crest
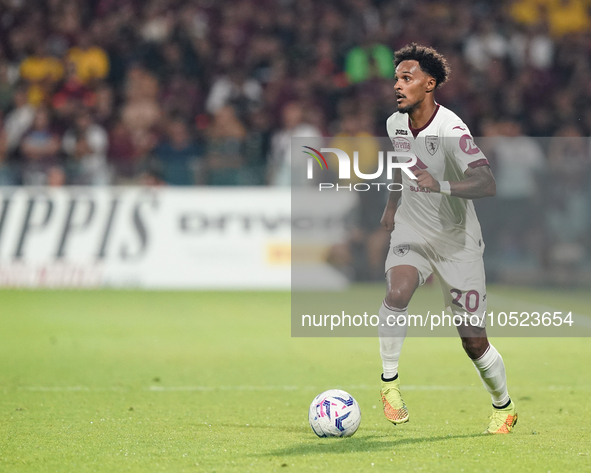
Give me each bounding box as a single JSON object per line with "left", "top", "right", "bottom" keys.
{"left": 425, "top": 135, "right": 439, "bottom": 155}
{"left": 392, "top": 244, "right": 410, "bottom": 257}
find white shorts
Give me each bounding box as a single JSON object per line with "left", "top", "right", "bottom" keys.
{"left": 385, "top": 224, "right": 487, "bottom": 326}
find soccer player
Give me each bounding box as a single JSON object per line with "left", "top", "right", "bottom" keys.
{"left": 378, "top": 44, "right": 517, "bottom": 434}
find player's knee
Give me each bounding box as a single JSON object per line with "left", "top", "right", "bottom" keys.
{"left": 461, "top": 337, "right": 488, "bottom": 359}
{"left": 385, "top": 287, "right": 412, "bottom": 309}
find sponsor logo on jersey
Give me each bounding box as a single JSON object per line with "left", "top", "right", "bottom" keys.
{"left": 425, "top": 135, "right": 439, "bottom": 155}
{"left": 409, "top": 185, "right": 431, "bottom": 193}
{"left": 459, "top": 134, "right": 481, "bottom": 155}
{"left": 392, "top": 244, "right": 410, "bottom": 257}
{"left": 391, "top": 137, "right": 411, "bottom": 152}
{"left": 395, "top": 129, "right": 408, "bottom": 135}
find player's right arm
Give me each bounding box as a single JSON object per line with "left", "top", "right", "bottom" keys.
{"left": 380, "top": 168, "right": 402, "bottom": 232}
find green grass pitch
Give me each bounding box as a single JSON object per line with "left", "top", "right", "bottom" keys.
{"left": 1, "top": 285, "right": 590, "bottom": 472}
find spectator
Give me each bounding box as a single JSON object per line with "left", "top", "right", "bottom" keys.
{"left": 508, "top": 23, "right": 554, "bottom": 70}
{"left": 547, "top": 0, "right": 591, "bottom": 37}
{"left": 494, "top": 120, "right": 546, "bottom": 200}
{"left": 19, "top": 43, "right": 64, "bottom": 106}
{"left": 140, "top": 2, "right": 175, "bottom": 44}
{"left": 344, "top": 35, "right": 395, "bottom": 84}
{"left": 19, "top": 107, "right": 62, "bottom": 185}
{"left": 47, "top": 165, "right": 67, "bottom": 187}
{"left": 545, "top": 124, "right": 590, "bottom": 242}
{"left": 152, "top": 119, "right": 202, "bottom": 186}
{"left": 511, "top": 0, "right": 591, "bottom": 38}
{"left": 464, "top": 20, "right": 509, "bottom": 72}
{"left": 153, "top": 41, "right": 199, "bottom": 82}
{"left": 204, "top": 106, "right": 246, "bottom": 185}
{"left": 139, "top": 166, "right": 167, "bottom": 186}
{"left": 206, "top": 68, "right": 263, "bottom": 116}
{"left": 0, "top": 118, "right": 13, "bottom": 184}
{"left": 489, "top": 120, "right": 546, "bottom": 260}
{"left": 121, "top": 66, "right": 161, "bottom": 134}
{"left": 93, "top": 84, "right": 115, "bottom": 127}
{"left": 159, "top": 74, "right": 201, "bottom": 122}
{"left": 62, "top": 109, "right": 110, "bottom": 185}
{"left": 2, "top": 86, "right": 36, "bottom": 156}
{"left": 0, "top": 62, "right": 16, "bottom": 113}
{"left": 268, "top": 102, "right": 322, "bottom": 186}
{"left": 243, "top": 108, "right": 272, "bottom": 184}
{"left": 108, "top": 120, "right": 139, "bottom": 181}
{"left": 52, "top": 60, "right": 96, "bottom": 122}
{"left": 121, "top": 65, "right": 161, "bottom": 168}
{"left": 66, "top": 32, "right": 110, "bottom": 85}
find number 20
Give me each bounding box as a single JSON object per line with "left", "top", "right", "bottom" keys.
{"left": 450, "top": 289, "right": 480, "bottom": 312}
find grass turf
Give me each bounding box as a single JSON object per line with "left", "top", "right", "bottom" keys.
{"left": 1, "top": 285, "right": 590, "bottom": 472}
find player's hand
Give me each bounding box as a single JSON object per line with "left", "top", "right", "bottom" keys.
{"left": 413, "top": 169, "right": 440, "bottom": 193}
{"left": 380, "top": 206, "right": 396, "bottom": 232}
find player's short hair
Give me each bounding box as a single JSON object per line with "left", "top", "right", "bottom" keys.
{"left": 394, "top": 43, "right": 451, "bottom": 88}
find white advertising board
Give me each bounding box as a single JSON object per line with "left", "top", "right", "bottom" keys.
{"left": 0, "top": 187, "right": 291, "bottom": 289}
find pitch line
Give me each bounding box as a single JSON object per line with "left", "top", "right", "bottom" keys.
{"left": 9, "top": 384, "right": 585, "bottom": 392}
{"left": 145, "top": 384, "right": 584, "bottom": 392}
{"left": 17, "top": 386, "right": 127, "bottom": 392}
{"left": 146, "top": 385, "right": 478, "bottom": 392}
{"left": 13, "top": 385, "right": 482, "bottom": 393}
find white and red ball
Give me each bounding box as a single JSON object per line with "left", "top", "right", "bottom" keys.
{"left": 308, "top": 389, "right": 361, "bottom": 437}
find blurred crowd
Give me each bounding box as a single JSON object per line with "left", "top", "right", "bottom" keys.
{"left": 0, "top": 0, "right": 590, "bottom": 281}
{"left": 0, "top": 0, "right": 590, "bottom": 187}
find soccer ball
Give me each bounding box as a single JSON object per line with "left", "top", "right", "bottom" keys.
{"left": 308, "top": 389, "right": 361, "bottom": 437}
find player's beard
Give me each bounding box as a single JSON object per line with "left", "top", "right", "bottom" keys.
{"left": 397, "top": 99, "right": 421, "bottom": 114}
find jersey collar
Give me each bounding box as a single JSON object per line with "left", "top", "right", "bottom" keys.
{"left": 408, "top": 104, "right": 440, "bottom": 138}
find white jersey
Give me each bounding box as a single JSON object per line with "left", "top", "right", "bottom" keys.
{"left": 386, "top": 104, "right": 490, "bottom": 262}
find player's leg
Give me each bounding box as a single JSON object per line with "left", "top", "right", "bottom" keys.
{"left": 379, "top": 265, "right": 419, "bottom": 424}
{"left": 437, "top": 258, "right": 517, "bottom": 433}
{"left": 380, "top": 231, "right": 432, "bottom": 425}
{"left": 458, "top": 324, "right": 517, "bottom": 433}
{"left": 380, "top": 264, "right": 420, "bottom": 379}
{"left": 457, "top": 324, "right": 510, "bottom": 403}
{"left": 457, "top": 324, "right": 508, "bottom": 406}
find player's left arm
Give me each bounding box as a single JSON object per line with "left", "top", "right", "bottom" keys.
{"left": 414, "top": 165, "right": 496, "bottom": 199}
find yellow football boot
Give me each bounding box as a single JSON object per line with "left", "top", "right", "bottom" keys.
{"left": 485, "top": 401, "right": 517, "bottom": 434}
{"left": 380, "top": 376, "right": 409, "bottom": 424}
